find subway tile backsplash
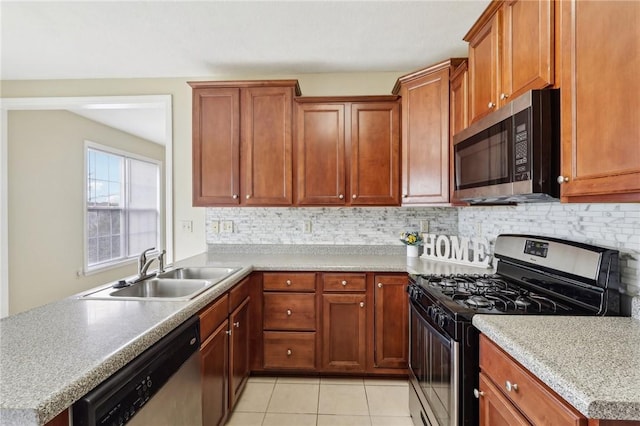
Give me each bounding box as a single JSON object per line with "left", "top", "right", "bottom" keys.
{"left": 206, "top": 203, "right": 640, "bottom": 315}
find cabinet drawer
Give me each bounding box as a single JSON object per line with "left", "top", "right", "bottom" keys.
{"left": 199, "top": 294, "right": 229, "bottom": 343}
{"left": 229, "top": 276, "right": 250, "bottom": 312}
{"left": 479, "top": 335, "right": 586, "bottom": 426}
{"left": 322, "top": 273, "right": 366, "bottom": 292}
{"left": 263, "top": 293, "right": 316, "bottom": 331}
{"left": 263, "top": 272, "right": 316, "bottom": 292}
{"left": 263, "top": 331, "right": 316, "bottom": 370}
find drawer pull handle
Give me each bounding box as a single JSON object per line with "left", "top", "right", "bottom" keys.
{"left": 360, "top": 302, "right": 365, "bottom": 308}
{"left": 341, "top": 280, "right": 347, "bottom": 286}
{"left": 473, "top": 389, "right": 484, "bottom": 398}
{"left": 226, "top": 330, "right": 232, "bottom": 336}
{"left": 286, "top": 279, "right": 292, "bottom": 286}
{"left": 377, "top": 282, "right": 383, "bottom": 288}
{"left": 287, "top": 349, "right": 292, "bottom": 356}
{"left": 286, "top": 309, "right": 292, "bottom": 316}
{"left": 505, "top": 381, "right": 518, "bottom": 392}
{"left": 234, "top": 321, "right": 240, "bottom": 328}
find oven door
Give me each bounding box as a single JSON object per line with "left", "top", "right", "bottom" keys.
{"left": 408, "top": 299, "right": 459, "bottom": 426}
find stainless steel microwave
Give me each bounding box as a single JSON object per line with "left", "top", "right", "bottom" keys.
{"left": 453, "top": 89, "right": 560, "bottom": 204}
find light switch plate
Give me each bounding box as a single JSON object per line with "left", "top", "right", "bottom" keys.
{"left": 221, "top": 220, "right": 233, "bottom": 233}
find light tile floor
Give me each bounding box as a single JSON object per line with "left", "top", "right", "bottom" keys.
{"left": 226, "top": 376, "right": 413, "bottom": 426}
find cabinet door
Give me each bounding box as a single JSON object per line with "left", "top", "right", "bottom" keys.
{"left": 322, "top": 293, "right": 367, "bottom": 371}
{"left": 559, "top": 0, "right": 640, "bottom": 201}
{"left": 242, "top": 86, "right": 293, "bottom": 205}
{"left": 468, "top": 12, "right": 501, "bottom": 124}
{"left": 295, "top": 102, "right": 346, "bottom": 205}
{"left": 373, "top": 275, "right": 408, "bottom": 369}
{"left": 350, "top": 102, "right": 401, "bottom": 205}
{"left": 479, "top": 373, "right": 531, "bottom": 426}
{"left": 192, "top": 88, "right": 240, "bottom": 205}
{"left": 450, "top": 62, "right": 469, "bottom": 204}
{"left": 229, "top": 297, "right": 250, "bottom": 410}
{"left": 501, "top": 0, "right": 554, "bottom": 103}
{"left": 201, "top": 319, "right": 229, "bottom": 426}
{"left": 400, "top": 69, "right": 451, "bottom": 204}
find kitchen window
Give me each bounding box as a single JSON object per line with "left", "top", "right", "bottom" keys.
{"left": 85, "top": 142, "right": 160, "bottom": 272}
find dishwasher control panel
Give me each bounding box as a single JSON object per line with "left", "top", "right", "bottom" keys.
{"left": 73, "top": 317, "right": 200, "bottom": 426}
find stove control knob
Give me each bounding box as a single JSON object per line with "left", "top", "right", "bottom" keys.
{"left": 438, "top": 316, "right": 446, "bottom": 328}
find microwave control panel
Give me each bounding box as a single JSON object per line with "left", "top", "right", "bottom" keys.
{"left": 514, "top": 120, "right": 531, "bottom": 181}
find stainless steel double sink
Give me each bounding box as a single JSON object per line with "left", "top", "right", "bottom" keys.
{"left": 80, "top": 267, "right": 242, "bottom": 301}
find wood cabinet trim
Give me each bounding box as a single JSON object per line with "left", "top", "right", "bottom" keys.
{"left": 464, "top": 0, "right": 504, "bottom": 42}
{"left": 188, "top": 79, "right": 301, "bottom": 96}
{"left": 392, "top": 58, "right": 466, "bottom": 94}
{"left": 295, "top": 95, "right": 399, "bottom": 104}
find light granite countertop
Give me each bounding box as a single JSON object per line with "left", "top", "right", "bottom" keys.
{"left": 2, "top": 251, "right": 481, "bottom": 426}
{"left": 473, "top": 315, "right": 640, "bottom": 421}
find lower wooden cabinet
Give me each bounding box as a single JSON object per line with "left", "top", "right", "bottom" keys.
{"left": 201, "top": 319, "right": 229, "bottom": 426}
{"left": 257, "top": 271, "right": 408, "bottom": 376}
{"left": 479, "top": 334, "right": 587, "bottom": 426}
{"left": 264, "top": 331, "right": 316, "bottom": 370}
{"left": 373, "top": 274, "right": 408, "bottom": 369}
{"left": 322, "top": 292, "right": 367, "bottom": 372}
{"left": 229, "top": 296, "right": 250, "bottom": 410}
{"left": 199, "top": 277, "right": 251, "bottom": 425}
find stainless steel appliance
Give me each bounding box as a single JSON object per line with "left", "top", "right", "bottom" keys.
{"left": 407, "top": 234, "right": 621, "bottom": 426}
{"left": 73, "top": 316, "right": 202, "bottom": 426}
{"left": 452, "top": 89, "right": 560, "bottom": 204}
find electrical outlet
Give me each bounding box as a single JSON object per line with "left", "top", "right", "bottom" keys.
{"left": 209, "top": 221, "right": 219, "bottom": 234}
{"left": 420, "top": 220, "right": 429, "bottom": 233}
{"left": 303, "top": 220, "right": 312, "bottom": 234}
{"left": 181, "top": 220, "right": 193, "bottom": 233}
{"left": 221, "top": 220, "right": 233, "bottom": 233}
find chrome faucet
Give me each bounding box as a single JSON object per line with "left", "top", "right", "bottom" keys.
{"left": 135, "top": 248, "right": 166, "bottom": 282}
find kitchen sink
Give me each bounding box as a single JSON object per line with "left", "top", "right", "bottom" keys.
{"left": 80, "top": 266, "right": 242, "bottom": 301}
{"left": 109, "top": 278, "right": 210, "bottom": 299}
{"left": 157, "top": 266, "right": 241, "bottom": 281}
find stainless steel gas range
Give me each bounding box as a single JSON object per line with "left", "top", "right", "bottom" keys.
{"left": 407, "top": 234, "right": 622, "bottom": 426}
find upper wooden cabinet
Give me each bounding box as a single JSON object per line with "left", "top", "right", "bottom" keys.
{"left": 393, "top": 59, "right": 464, "bottom": 205}
{"left": 295, "top": 97, "right": 401, "bottom": 206}
{"left": 558, "top": 0, "right": 640, "bottom": 202}
{"left": 449, "top": 61, "right": 469, "bottom": 205}
{"left": 189, "top": 80, "right": 301, "bottom": 206}
{"left": 465, "top": 0, "right": 554, "bottom": 124}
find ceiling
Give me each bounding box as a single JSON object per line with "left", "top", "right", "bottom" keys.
{"left": 1, "top": 1, "right": 490, "bottom": 80}
{"left": 1, "top": 1, "right": 489, "bottom": 145}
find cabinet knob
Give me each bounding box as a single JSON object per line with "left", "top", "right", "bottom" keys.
{"left": 378, "top": 282, "right": 383, "bottom": 288}
{"left": 360, "top": 302, "right": 365, "bottom": 308}
{"left": 245, "top": 194, "right": 251, "bottom": 199}
{"left": 286, "top": 279, "right": 292, "bottom": 286}
{"left": 403, "top": 194, "right": 408, "bottom": 198}
{"left": 341, "top": 280, "right": 347, "bottom": 286}
{"left": 557, "top": 176, "right": 569, "bottom": 184}
{"left": 234, "top": 321, "right": 240, "bottom": 328}
{"left": 505, "top": 381, "right": 519, "bottom": 392}
{"left": 352, "top": 194, "right": 357, "bottom": 199}
{"left": 500, "top": 93, "right": 509, "bottom": 100}
{"left": 286, "top": 309, "right": 292, "bottom": 316}
{"left": 473, "top": 388, "right": 484, "bottom": 398}
{"left": 226, "top": 330, "right": 232, "bottom": 335}
{"left": 488, "top": 101, "right": 496, "bottom": 109}
{"left": 287, "top": 349, "right": 292, "bottom": 356}
{"left": 232, "top": 194, "right": 238, "bottom": 199}
{"left": 338, "top": 194, "right": 344, "bottom": 200}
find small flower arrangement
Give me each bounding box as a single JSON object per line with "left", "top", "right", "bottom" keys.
{"left": 400, "top": 231, "right": 423, "bottom": 246}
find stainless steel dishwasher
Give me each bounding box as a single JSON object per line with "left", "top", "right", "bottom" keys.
{"left": 73, "top": 316, "right": 202, "bottom": 426}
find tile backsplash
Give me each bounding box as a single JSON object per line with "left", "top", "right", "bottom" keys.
{"left": 206, "top": 203, "right": 639, "bottom": 313}
{"left": 206, "top": 207, "right": 458, "bottom": 247}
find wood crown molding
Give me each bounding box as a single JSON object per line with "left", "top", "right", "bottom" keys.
{"left": 392, "top": 58, "right": 466, "bottom": 94}
{"left": 187, "top": 79, "right": 302, "bottom": 96}
{"left": 295, "top": 95, "right": 399, "bottom": 103}
{"left": 463, "top": 0, "right": 503, "bottom": 42}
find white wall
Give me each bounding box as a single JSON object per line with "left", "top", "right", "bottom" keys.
{"left": 7, "top": 110, "right": 164, "bottom": 314}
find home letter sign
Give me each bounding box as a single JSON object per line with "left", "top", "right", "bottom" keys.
{"left": 421, "top": 234, "right": 491, "bottom": 268}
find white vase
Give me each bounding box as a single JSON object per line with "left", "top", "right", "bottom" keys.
{"left": 407, "top": 245, "right": 419, "bottom": 257}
